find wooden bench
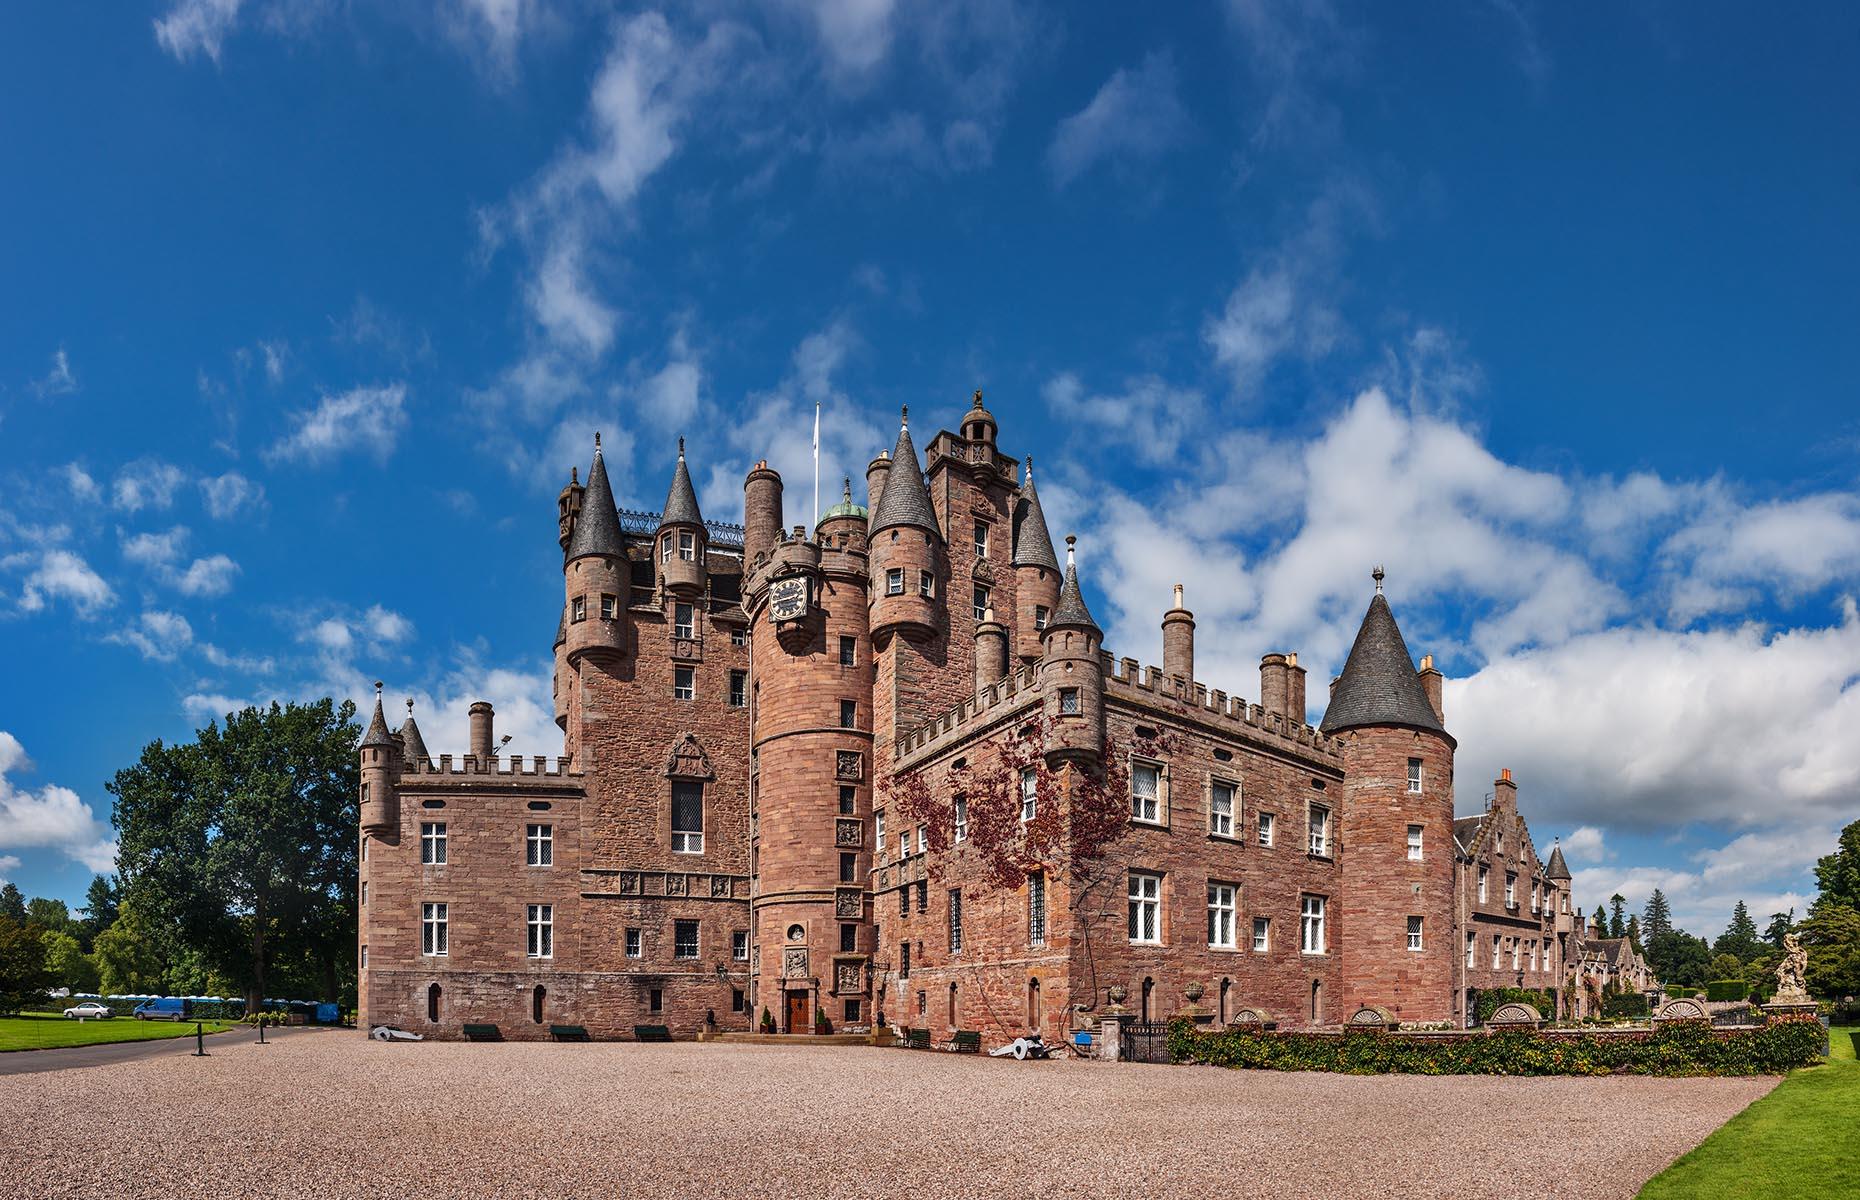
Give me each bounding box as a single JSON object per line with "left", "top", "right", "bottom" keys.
{"left": 951, "top": 1030, "right": 981, "bottom": 1054}
{"left": 550, "top": 1024, "right": 590, "bottom": 1042}
{"left": 462, "top": 1023, "right": 501, "bottom": 1042}
{"left": 904, "top": 1027, "right": 931, "bottom": 1049}
{"left": 633, "top": 1024, "right": 673, "bottom": 1042}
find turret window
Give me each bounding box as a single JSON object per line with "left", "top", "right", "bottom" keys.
{"left": 1034, "top": 605, "right": 1049, "bottom": 630}
{"left": 1407, "top": 758, "right": 1422, "bottom": 793}
{"left": 839, "top": 636, "right": 856, "bottom": 665}
{"left": 673, "top": 666, "right": 695, "bottom": 700}
{"left": 678, "top": 531, "right": 696, "bottom": 561}
{"left": 661, "top": 535, "right": 673, "bottom": 562}
{"left": 919, "top": 570, "right": 935, "bottom": 598}
{"left": 839, "top": 785, "right": 856, "bottom": 815}
{"left": 840, "top": 852, "right": 857, "bottom": 883}
{"left": 601, "top": 594, "right": 616, "bottom": 619}
{"left": 1407, "top": 916, "right": 1423, "bottom": 952}
{"left": 973, "top": 520, "right": 989, "bottom": 559}
{"left": 886, "top": 568, "right": 904, "bottom": 595}
{"left": 840, "top": 699, "right": 857, "bottom": 728}
{"left": 972, "top": 584, "right": 990, "bottom": 621}
{"left": 1059, "top": 688, "right": 1080, "bottom": 715}
{"left": 1407, "top": 824, "right": 1423, "bottom": 860}
{"left": 674, "top": 602, "right": 695, "bottom": 639}
{"left": 672, "top": 781, "right": 704, "bottom": 853}
{"left": 421, "top": 822, "right": 447, "bottom": 865}
{"left": 571, "top": 596, "right": 586, "bottom": 622}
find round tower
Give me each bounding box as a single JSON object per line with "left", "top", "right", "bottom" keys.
{"left": 961, "top": 388, "right": 997, "bottom": 450}
{"left": 975, "top": 608, "right": 1008, "bottom": 690}
{"left": 658, "top": 437, "right": 708, "bottom": 597}
{"left": 1012, "top": 457, "right": 1061, "bottom": 663}
{"left": 552, "top": 605, "right": 569, "bottom": 730}
{"left": 744, "top": 460, "right": 783, "bottom": 569}
{"left": 1322, "top": 567, "right": 1457, "bottom": 1025}
{"left": 359, "top": 682, "right": 400, "bottom": 838}
{"left": 816, "top": 477, "right": 868, "bottom": 552}
{"left": 867, "top": 409, "right": 943, "bottom": 644}
{"left": 750, "top": 518, "right": 875, "bottom": 1033}
{"left": 1162, "top": 583, "right": 1195, "bottom": 686}
{"left": 1039, "top": 536, "right": 1106, "bottom": 768}
{"left": 864, "top": 449, "right": 891, "bottom": 512}
{"left": 564, "top": 434, "right": 628, "bottom": 667}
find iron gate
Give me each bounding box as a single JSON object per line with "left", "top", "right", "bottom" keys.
{"left": 1120, "top": 1021, "right": 1171, "bottom": 1064}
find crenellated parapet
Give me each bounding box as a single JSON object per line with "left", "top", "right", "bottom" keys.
{"left": 893, "top": 664, "right": 1043, "bottom": 769}
{"left": 398, "top": 753, "right": 583, "bottom": 781}
{"left": 1101, "top": 654, "right": 1343, "bottom": 763}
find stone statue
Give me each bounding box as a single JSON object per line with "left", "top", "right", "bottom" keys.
{"left": 1774, "top": 932, "right": 1810, "bottom": 1003}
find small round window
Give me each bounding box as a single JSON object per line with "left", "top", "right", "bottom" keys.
{"left": 786, "top": 924, "right": 805, "bottom": 942}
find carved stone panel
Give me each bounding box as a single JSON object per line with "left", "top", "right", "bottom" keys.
{"left": 835, "top": 819, "right": 864, "bottom": 848}
{"left": 835, "top": 888, "right": 864, "bottom": 919}
{"left": 667, "top": 733, "right": 715, "bottom": 780}
{"left": 834, "top": 959, "right": 865, "bottom": 995}
{"left": 665, "top": 873, "right": 687, "bottom": 897}
{"left": 619, "top": 872, "right": 640, "bottom": 895}
{"left": 835, "top": 751, "right": 863, "bottom": 781}
{"left": 782, "top": 948, "right": 809, "bottom": 979}
{"left": 710, "top": 875, "right": 733, "bottom": 898}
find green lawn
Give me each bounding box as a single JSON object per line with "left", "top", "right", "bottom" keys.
{"left": 0, "top": 1011, "right": 240, "bottom": 1052}
{"left": 1639, "top": 1027, "right": 1860, "bottom": 1199}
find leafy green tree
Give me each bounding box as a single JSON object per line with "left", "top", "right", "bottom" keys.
{"left": 1797, "top": 902, "right": 1860, "bottom": 1000}
{"left": 109, "top": 699, "right": 360, "bottom": 1010}
{"left": 80, "top": 876, "right": 120, "bottom": 949}
{"left": 0, "top": 914, "right": 52, "bottom": 1012}
{"left": 25, "top": 897, "right": 76, "bottom": 936}
{"left": 1814, "top": 819, "right": 1860, "bottom": 910}
{"left": 1651, "top": 930, "right": 1713, "bottom": 989}
{"left": 1643, "top": 888, "right": 1673, "bottom": 944}
{"left": 43, "top": 930, "right": 100, "bottom": 993}
{"left": 0, "top": 883, "right": 25, "bottom": 923}
{"left": 92, "top": 902, "right": 167, "bottom": 995}
{"left": 1764, "top": 908, "right": 1795, "bottom": 950}
{"left": 1591, "top": 904, "right": 1608, "bottom": 937}
{"left": 1713, "top": 900, "right": 1764, "bottom": 963}
{"left": 1709, "top": 952, "right": 1745, "bottom": 980}
{"left": 1608, "top": 894, "right": 1627, "bottom": 938}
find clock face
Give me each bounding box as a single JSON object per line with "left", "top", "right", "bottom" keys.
{"left": 770, "top": 576, "right": 809, "bottom": 622}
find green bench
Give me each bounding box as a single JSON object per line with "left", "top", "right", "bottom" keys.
{"left": 633, "top": 1024, "right": 673, "bottom": 1042}
{"left": 550, "top": 1024, "right": 590, "bottom": 1042}
{"left": 904, "top": 1027, "right": 931, "bottom": 1049}
{"left": 951, "top": 1030, "right": 981, "bottom": 1053}
{"left": 462, "top": 1023, "right": 501, "bottom": 1042}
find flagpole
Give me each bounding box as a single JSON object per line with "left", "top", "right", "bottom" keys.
{"left": 813, "top": 400, "right": 821, "bottom": 533}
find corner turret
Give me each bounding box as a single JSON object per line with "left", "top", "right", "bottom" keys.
{"left": 1039, "top": 536, "right": 1105, "bottom": 767}
{"left": 360, "top": 682, "right": 400, "bottom": 838}
{"left": 867, "top": 409, "right": 944, "bottom": 643}
{"left": 1012, "top": 456, "right": 1061, "bottom": 663}
{"left": 398, "top": 698, "right": 429, "bottom": 768}
{"left": 657, "top": 437, "right": 708, "bottom": 597}
{"left": 564, "top": 434, "right": 629, "bottom": 667}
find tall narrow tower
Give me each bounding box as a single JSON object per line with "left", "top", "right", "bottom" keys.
{"left": 866, "top": 409, "right": 946, "bottom": 760}
{"left": 1323, "top": 568, "right": 1457, "bottom": 1024}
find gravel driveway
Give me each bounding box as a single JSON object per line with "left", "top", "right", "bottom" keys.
{"left": 0, "top": 1035, "right": 1775, "bottom": 1199}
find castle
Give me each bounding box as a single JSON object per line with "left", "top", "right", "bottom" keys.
{"left": 357, "top": 395, "right": 1598, "bottom": 1041}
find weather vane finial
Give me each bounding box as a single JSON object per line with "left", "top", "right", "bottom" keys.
{"left": 1065, "top": 533, "right": 1077, "bottom": 569}
{"left": 972, "top": 388, "right": 984, "bottom": 408}
{"left": 900, "top": 404, "right": 908, "bottom": 430}
{"left": 1372, "top": 564, "right": 1385, "bottom": 594}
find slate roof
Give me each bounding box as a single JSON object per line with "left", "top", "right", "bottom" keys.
{"left": 1049, "top": 542, "right": 1099, "bottom": 632}
{"left": 398, "top": 713, "right": 429, "bottom": 764}
{"left": 1545, "top": 844, "right": 1571, "bottom": 880}
{"left": 658, "top": 438, "right": 704, "bottom": 529}
{"left": 1318, "top": 591, "right": 1451, "bottom": 740}
{"left": 566, "top": 445, "right": 626, "bottom": 560}
{"left": 361, "top": 693, "right": 397, "bottom": 749}
{"left": 554, "top": 606, "right": 567, "bottom": 648}
{"left": 1454, "top": 815, "right": 1486, "bottom": 854}
{"left": 868, "top": 420, "right": 941, "bottom": 537}
{"left": 1011, "top": 462, "right": 1060, "bottom": 571}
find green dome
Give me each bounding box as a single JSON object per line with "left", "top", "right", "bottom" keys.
{"left": 817, "top": 478, "right": 868, "bottom": 526}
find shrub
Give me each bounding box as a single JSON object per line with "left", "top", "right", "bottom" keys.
{"left": 1602, "top": 992, "right": 1651, "bottom": 1019}
{"left": 1664, "top": 984, "right": 1692, "bottom": 998}
{"left": 1705, "top": 980, "right": 1750, "bottom": 1003}
{"left": 1166, "top": 1018, "right": 1823, "bottom": 1077}
{"left": 1475, "top": 987, "right": 1557, "bottom": 1024}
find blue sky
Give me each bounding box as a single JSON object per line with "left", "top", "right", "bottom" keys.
{"left": 2, "top": 2, "right": 1856, "bottom": 936}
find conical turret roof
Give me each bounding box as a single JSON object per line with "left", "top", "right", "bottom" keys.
{"left": 869, "top": 412, "right": 941, "bottom": 537}
{"left": 361, "top": 687, "right": 397, "bottom": 749}
{"left": 554, "top": 606, "right": 567, "bottom": 648}
{"left": 658, "top": 437, "right": 704, "bottom": 529}
{"left": 1319, "top": 577, "right": 1450, "bottom": 740}
{"left": 398, "top": 703, "right": 429, "bottom": 764}
{"left": 1012, "top": 458, "right": 1060, "bottom": 571}
{"left": 1545, "top": 843, "right": 1571, "bottom": 880}
{"left": 565, "top": 439, "right": 625, "bottom": 561}
{"left": 1048, "top": 537, "right": 1099, "bottom": 633}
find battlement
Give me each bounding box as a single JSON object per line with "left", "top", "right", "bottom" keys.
{"left": 1102, "top": 650, "right": 1342, "bottom": 761}
{"left": 893, "top": 664, "right": 1042, "bottom": 765}
{"left": 400, "top": 753, "right": 582, "bottom": 782}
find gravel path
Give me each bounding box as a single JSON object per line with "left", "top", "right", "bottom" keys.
{"left": 0, "top": 1036, "right": 1775, "bottom": 1199}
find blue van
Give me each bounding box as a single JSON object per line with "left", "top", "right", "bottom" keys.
{"left": 133, "top": 997, "right": 189, "bottom": 1021}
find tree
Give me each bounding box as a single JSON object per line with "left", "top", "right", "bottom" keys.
{"left": 1649, "top": 929, "right": 1712, "bottom": 989}
{"left": 91, "top": 902, "right": 167, "bottom": 995}
{"left": 43, "top": 930, "right": 100, "bottom": 993}
{"left": 1591, "top": 904, "right": 1608, "bottom": 937}
{"left": 110, "top": 698, "right": 360, "bottom": 1010}
{"left": 1814, "top": 819, "right": 1860, "bottom": 910}
{"left": 0, "top": 883, "right": 25, "bottom": 923}
{"left": 1709, "top": 952, "right": 1745, "bottom": 980}
{"left": 80, "top": 875, "right": 120, "bottom": 947}
{"left": 1765, "top": 908, "right": 1796, "bottom": 950}
{"left": 1608, "top": 894, "right": 1627, "bottom": 938}
{"left": 0, "top": 914, "right": 52, "bottom": 1012}
{"left": 25, "top": 897, "right": 75, "bottom": 936}
{"left": 1713, "top": 900, "right": 1764, "bottom": 963}
{"left": 1797, "top": 902, "right": 1860, "bottom": 1000}
{"left": 1643, "top": 888, "right": 1673, "bottom": 945}
{"left": 1626, "top": 914, "right": 1643, "bottom": 953}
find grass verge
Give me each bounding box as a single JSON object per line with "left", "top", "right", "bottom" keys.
{"left": 0, "top": 1011, "right": 239, "bottom": 1052}
{"left": 1638, "top": 1026, "right": 1859, "bottom": 1199}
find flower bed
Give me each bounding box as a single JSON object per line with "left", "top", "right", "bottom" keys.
{"left": 1165, "top": 1018, "right": 1823, "bottom": 1076}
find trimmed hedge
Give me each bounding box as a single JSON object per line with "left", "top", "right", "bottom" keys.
{"left": 1475, "top": 987, "right": 1556, "bottom": 1024}
{"left": 1602, "top": 992, "right": 1651, "bottom": 1019}
{"left": 1705, "top": 980, "right": 1750, "bottom": 1003}
{"left": 1166, "top": 1019, "right": 1824, "bottom": 1077}
{"left": 1664, "top": 984, "right": 1693, "bottom": 998}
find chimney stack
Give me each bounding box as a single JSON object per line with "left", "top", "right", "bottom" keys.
{"left": 975, "top": 609, "right": 1008, "bottom": 691}
{"left": 1493, "top": 767, "right": 1517, "bottom": 813}
{"left": 1285, "top": 652, "right": 1306, "bottom": 724}
{"left": 469, "top": 701, "right": 494, "bottom": 765}
{"left": 1260, "top": 654, "right": 1290, "bottom": 716}
{"left": 1418, "top": 652, "right": 1444, "bottom": 725}
{"left": 1162, "top": 584, "right": 1195, "bottom": 688}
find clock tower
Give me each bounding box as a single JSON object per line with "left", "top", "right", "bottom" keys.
{"left": 744, "top": 466, "right": 875, "bottom": 1032}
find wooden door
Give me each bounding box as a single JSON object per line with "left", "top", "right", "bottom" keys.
{"left": 786, "top": 991, "right": 808, "bottom": 1034}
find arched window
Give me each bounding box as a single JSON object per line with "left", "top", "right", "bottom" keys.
{"left": 1219, "top": 978, "right": 1231, "bottom": 1025}
{"left": 947, "top": 982, "right": 958, "bottom": 1028}
{"left": 1310, "top": 979, "right": 1322, "bottom": 1023}
{"left": 1027, "top": 977, "right": 1042, "bottom": 1032}
{"left": 532, "top": 985, "right": 546, "bottom": 1025}
{"left": 427, "top": 983, "right": 441, "bottom": 1023}
{"left": 1140, "top": 976, "right": 1154, "bottom": 1022}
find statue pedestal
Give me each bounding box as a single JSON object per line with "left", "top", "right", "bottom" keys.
{"left": 1761, "top": 999, "right": 1819, "bottom": 1025}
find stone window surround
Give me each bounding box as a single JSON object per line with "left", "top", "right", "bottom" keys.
{"left": 1299, "top": 893, "right": 1327, "bottom": 956}
{"left": 527, "top": 903, "right": 554, "bottom": 959}
{"left": 1129, "top": 757, "right": 1165, "bottom": 826}
{"left": 1127, "top": 870, "right": 1162, "bottom": 945}
{"left": 1207, "top": 881, "right": 1237, "bottom": 949}
{"left": 1207, "top": 775, "right": 1240, "bottom": 840}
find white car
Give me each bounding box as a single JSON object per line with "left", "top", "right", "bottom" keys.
{"left": 63, "top": 1002, "right": 113, "bottom": 1020}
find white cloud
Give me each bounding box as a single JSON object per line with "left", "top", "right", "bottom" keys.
{"left": 0, "top": 733, "right": 117, "bottom": 874}
{"left": 1047, "top": 51, "right": 1190, "bottom": 188}
{"left": 111, "top": 459, "right": 188, "bottom": 513}
{"left": 264, "top": 383, "right": 409, "bottom": 465}
{"left": 790, "top": 0, "right": 897, "bottom": 76}
{"left": 122, "top": 526, "right": 188, "bottom": 569}
{"left": 200, "top": 643, "right": 274, "bottom": 674}
{"left": 1662, "top": 493, "right": 1860, "bottom": 620}
{"left": 119, "top": 526, "right": 239, "bottom": 598}
{"left": 1560, "top": 826, "right": 1608, "bottom": 862}
{"left": 108, "top": 609, "right": 196, "bottom": 662}
{"left": 153, "top": 0, "right": 244, "bottom": 64}
{"left": 1042, "top": 372, "right": 1205, "bottom": 467}
{"left": 16, "top": 549, "right": 115, "bottom": 615}
{"left": 32, "top": 348, "right": 78, "bottom": 397}
{"left": 199, "top": 471, "right": 266, "bottom": 519}
{"left": 364, "top": 605, "right": 416, "bottom": 644}
{"left": 182, "top": 692, "right": 254, "bottom": 723}
{"left": 171, "top": 554, "right": 240, "bottom": 598}
{"left": 259, "top": 339, "right": 287, "bottom": 383}
{"left": 62, "top": 464, "right": 100, "bottom": 502}
{"left": 445, "top": 0, "right": 538, "bottom": 74}
{"left": 308, "top": 618, "right": 354, "bottom": 654}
